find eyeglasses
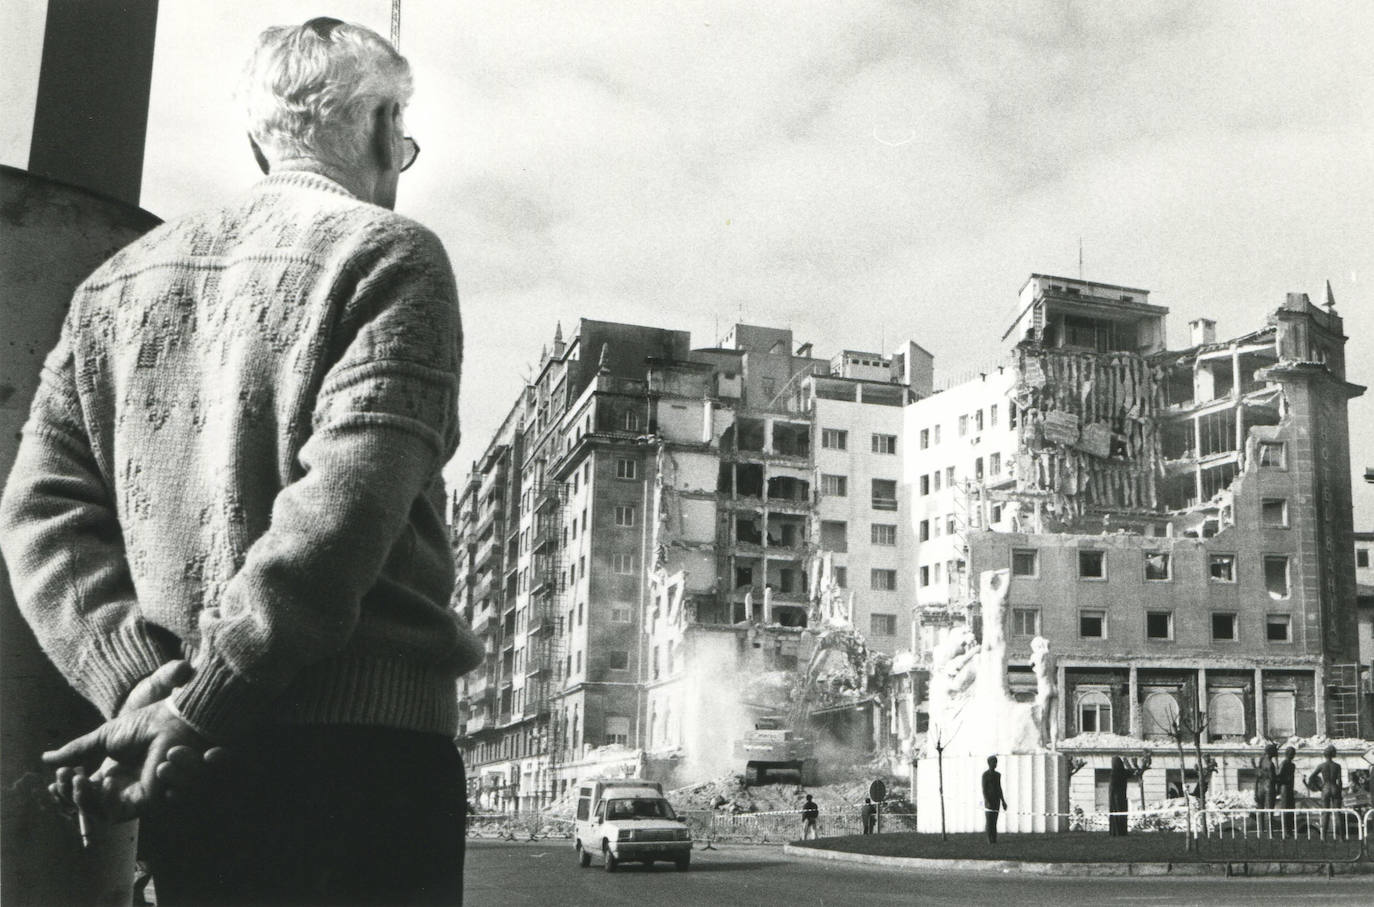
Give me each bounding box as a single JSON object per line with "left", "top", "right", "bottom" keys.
{"left": 399, "top": 136, "right": 420, "bottom": 172}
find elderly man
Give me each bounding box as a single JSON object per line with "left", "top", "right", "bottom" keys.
{"left": 0, "top": 17, "right": 481, "bottom": 905}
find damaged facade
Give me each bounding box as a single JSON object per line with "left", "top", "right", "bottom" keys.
{"left": 452, "top": 275, "right": 1368, "bottom": 815}
{"left": 906, "top": 274, "right": 1367, "bottom": 810}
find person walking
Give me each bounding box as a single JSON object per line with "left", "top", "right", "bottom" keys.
{"left": 1107, "top": 756, "right": 1129, "bottom": 837}
{"left": 2, "top": 16, "right": 482, "bottom": 905}
{"left": 982, "top": 755, "right": 1008, "bottom": 844}
{"left": 861, "top": 797, "right": 877, "bottom": 834}
{"left": 801, "top": 794, "right": 820, "bottom": 840}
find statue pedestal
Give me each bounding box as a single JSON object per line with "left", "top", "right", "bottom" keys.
{"left": 916, "top": 752, "right": 1068, "bottom": 834}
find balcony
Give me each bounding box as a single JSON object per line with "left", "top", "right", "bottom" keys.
{"left": 527, "top": 603, "right": 555, "bottom": 634}
{"left": 475, "top": 535, "right": 502, "bottom": 572}
{"left": 471, "top": 606, "right": 495, "bottom": 636}
{"left": 536, "top": 483, "right": 565, "bottom": 515}
{"left": 532, "top": 521, "right": 556, "bottom": 553}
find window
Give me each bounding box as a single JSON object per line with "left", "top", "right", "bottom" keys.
{"left": 1261, "top": 499, "right": 1288, "bottom": 528}
{"left": 871, "top": 569, "right": 897, "bottom": 591}
{"left": 933, "top": 425, "right": 941, "bottom": 444}
{"left": 606, "top": 651, "right": 629, "bottom": 670}
{"left": 932, "top": 562, "right": 941, "bottom": 583}
{"left": 990, "top": 404, "right": 998, "bottom": 427}
{"left": 1264, "top": 690, "right": 1296, "bottom": 738}
{"left": 822, "top": 474, "right": 848, "bottom": 496}
{"left": 1009, "top": 405, "right": 1018, "bottom": 429}
{"left": 605, "top": 716, "right": 630, "bottom": 747}
{"left": 974, "top": 457, "right": 984, "bottom": 481}
{"left": 1263, "top": 555, "right": 1290, "bottom": 599}
{"left": 958, "top": 414, "right": 969, "bottom": 436}
{"left": 820, "top": 520, "right": 848, "bottom": 551}
{"left": 975, "top": 409, "right": 984, "bottom": 431}
{"left": 614, "top": 505, "right": 635, "bottom": 527}
{"left": 920, "top": 565, "right": 930, "bottom": 587}
{"left": 1142, "top": 690, "right": 1178, "bottom": 739}
{"left": 871, "top": 479, "right": 897, "bottom": 510}
{"left": 1011, "top": 607, "right": 1040, "bottom": 637}
{"left": 1211, "top": 612, "right": 1237, "bottom": 642}
{"left": 1146, "top": 611, "right": 1173, "bottom": 640}
{"left": 578, "top": 601, "right": 584, "bottom": 624}
{"left": 945, "top": 466, "right": 955, "bottom": 486}
{"left": 871, "top": 524, "right": 897, "bottom": 546}
{"left": 920, "top": 428, "right": 930, "bottom": 449}
{"left": 1077, "top": 690, "right": 1112, "bottom": 734}
{"left": 833, "top": 566, "right": 847, "bottom": 588}
{"left": 1011, "top": 549, "right": 1038, "bottom": 577}
{"left": 1208, "top": 690, "right": 1245, "bottom": 737}
{"left": 623, "top": 410, "right": 640, "bottom": 431}
{"left": 871, "top": 433, "right": 897, "bottom": 455}
{"left": 919, "top": 519, "right": 930, "bottom": 541}
{"left": 616, "top": 458, "right": 637, "bottom": 479}
{"left": 1209, "top": 553, "right": 1236, "bottom": 582}
{"left": 1359, "top": 548, "right": 1371, "bottom": 568}
{"left": 870, "top": 614, "right": 897, "bottom": 636}
{"left": 932, "top": 470, "right": 941, "bottom": 492}
{"left": 919, "top": 475, "right": 930, "bottom": 496}
{"left": 945, "top": 514, "right": 956, "bottom": 534}
{"left": 1144, "top": 552, "right": 1171, "bottom": 581}
{"left": 822, "top": 428, "right": 848, "bottom": 450}
{"left": 1079, "top": 550, "right": 1106, "bottom": 579}
{"left": 1257, "top": 442, "right": 1286, "bottom": 468}
{"left": 760, "top": 377, "right": 775, "bottom": 400}
{"left": 1079, "top": 609, "right": 1106, "bottom": 638}
{"left": 612, "top": 553, "right": 636, "bottom": 575}
{"left": 610, "top": 606, "right": 631, "bottom": 623}
{"left": 1265, "top": 614, "right": 1291, "bottom": 642}
{"left": 989, "top": 453, "right": 1001, "bottom": 476}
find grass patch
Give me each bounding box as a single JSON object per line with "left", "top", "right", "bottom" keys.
{"left": 795, "top": 832, "right": 1367, "bottom": 864}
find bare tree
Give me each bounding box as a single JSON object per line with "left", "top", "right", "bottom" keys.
{"left": 1166, "top": 703, "right": 1209, "bottom": 850}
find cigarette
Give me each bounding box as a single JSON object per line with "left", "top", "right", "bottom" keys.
{"left": 77, "top": 804, "right": 92, "bottom": 849}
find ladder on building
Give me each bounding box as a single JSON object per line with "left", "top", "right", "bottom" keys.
{"left": 1326, "top": 663, "right": 1360, "bottom": 739}
{"left": 535, "top": 480, "right": 570, "bottom": 801}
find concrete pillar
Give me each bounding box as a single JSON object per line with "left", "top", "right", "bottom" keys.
{"left": 1198, "top": 667, "right": 1209, "bottom": 733}
{"left": 1056, "top": 663, "right": 1068, "bottom": 740}
{"left": 1128, "top": 666, "right": 1141, "bottom": 737}
{"left": 763, "top": 417, "right": 775, "bottom": 454}
{"left": 1313, "top": 662, "right": 1327, "bottom": 736}
{"left": 1253, "top": 668, "right": 1265, "bottom": 739}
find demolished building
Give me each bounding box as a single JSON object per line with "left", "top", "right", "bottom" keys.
{"left": 904, "top": 275, "right": 1368, "bottom": 811}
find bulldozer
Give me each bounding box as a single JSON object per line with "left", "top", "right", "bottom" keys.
{"left": 734, "top": 716, "right": 819, "bottom": 786}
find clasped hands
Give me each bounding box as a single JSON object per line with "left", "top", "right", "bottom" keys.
{"left": 46, "top": 660, "right": 228, "bottom": 823}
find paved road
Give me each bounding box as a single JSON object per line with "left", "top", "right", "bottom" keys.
{"left": 465, "top": 840, "right": 1373, "bottom": 906}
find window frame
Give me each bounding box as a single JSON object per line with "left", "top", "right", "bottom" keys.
{"left": 821, "top": 428, "right": 848, "bottom": 450}
{"left": 1078, "top": 549, "right": 1106, "bottom": 580}
{"left": 871, "top": 433, "right": 897, "bottom": 455}
{"left": 1211, "top": 611, "right": 1238, "bottom": 642}
{"left": 1011, "top": 548, "right": 1038, "bottom": 578}
{"left": 614, "top": 504, "right": 636, "bottom": 527}
{"left": 1260, "top": 498, "right": 1289, "bottom": 529}
{"left": 870, "top": 523, "right": 897, "bottom": 546}
{"left": 871, "top": 568, "right": 897, "bottom": 591}
{"left": 821, "top": 473, "right": 848, "bottom": 497}
{"left": 1256, "top": 441, "right": 1286, "bottom": 469}
{"left": 1011, "top": 607, "right": 1041, "bottom": 637}
{"left": 615, "top": 458, "right": 637, "bottom": 480}
{"left": 1076, "top": 688, "right": 1113, "bottom": 735}
{"left": 1145, "top": 610, "right": 1174, "bottom": 641}
{"left": 1079, "top": 608, "right": 1107, "bottom": 639}
{"left": 869, "top": 613, "right": 897, "bottom": 636}
{"left": 1265, "top": 613, "right": 1292, "bottom": 643}
{"left": 1143, "top": 551, "right": 1172, "bottom": 582}
{"left": 1208, "top": 553, "right": 1237, "bottom": 583}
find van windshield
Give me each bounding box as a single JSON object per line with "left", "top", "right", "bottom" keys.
{"left": 605, "top": 798, "right": 677, "bottom": 820}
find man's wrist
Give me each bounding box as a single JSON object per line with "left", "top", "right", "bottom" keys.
{"left": 163, "top": 696, "right": 211, "bottom": 740}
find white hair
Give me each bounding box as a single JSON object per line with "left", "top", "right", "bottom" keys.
{"left": 239, "top": 20, "right": 413, "bottom": 170}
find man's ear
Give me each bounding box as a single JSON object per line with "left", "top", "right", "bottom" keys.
{"left": 370, "top": 102, "right": 400, "bottom": 170}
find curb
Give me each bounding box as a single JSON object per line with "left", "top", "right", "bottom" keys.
{"left": 782, "top": 844, "right": 1374, "bottom": 877}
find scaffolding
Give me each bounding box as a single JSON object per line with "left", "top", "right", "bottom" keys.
{"left": 1326, "top": 663, "right": 1360, "bottom": 739}
{"left": 533, "top": 480, "right": 569, "bottom": 799}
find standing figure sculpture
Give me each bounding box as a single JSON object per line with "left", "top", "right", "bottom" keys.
{"left": 1254, "top": 742, "right": 1278, "bottom": 813}
{"left": 1107, "top": 756, "right": 1130, "bottom": 836}
{"left": 1029, "top": 636, "right": 1058, "bottom": 750}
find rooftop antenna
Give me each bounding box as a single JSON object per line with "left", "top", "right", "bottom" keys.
{"left": 1078, "top": 238, "right": 1084, "bottom": 281}
{"left": 390, "top": 0, "right": 402, "bottom": 48}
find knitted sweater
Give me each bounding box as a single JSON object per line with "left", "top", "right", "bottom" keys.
{"left": 0, "top": 172, "right": 483, "bottom": 741}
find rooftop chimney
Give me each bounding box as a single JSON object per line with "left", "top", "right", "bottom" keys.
{"left": 1189, "top": 318, "right": 1216, "bottom": 347}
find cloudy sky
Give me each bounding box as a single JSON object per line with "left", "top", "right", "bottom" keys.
{"left": 5, "top": 0, "right": 1373, "bottom": 524}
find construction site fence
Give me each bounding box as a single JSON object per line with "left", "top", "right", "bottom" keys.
{"left": 468, "top": 807, "right": 1374, "bottom": 860}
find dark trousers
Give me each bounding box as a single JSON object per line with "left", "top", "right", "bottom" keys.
{"left": 141, "top": 725, "right": 466, "bottom": 906}
{"left": 985, "top": 809, "right": 999, "bottom": 843}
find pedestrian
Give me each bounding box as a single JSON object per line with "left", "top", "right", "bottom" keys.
{"left": 1, "top": 16, "right": 482, "bottom": 906}
{"left": 861, "top": 797, "right": 877, "bottom": 834}
{"left": 801, "top": 794, "right": 820, "bottom": 840}
{"left": 1307, "top": 744, "right": 1344, "bottom": 837}
{"left": 1275, "top": 745, "right": 1297, "bottom": 836}
{"left": 1107, "top": 756, "right": 1129, "bottom": 837}
{"left": 982, "top": 755, "right": 1008, "bottom": 844}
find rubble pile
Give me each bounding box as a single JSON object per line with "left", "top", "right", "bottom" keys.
{"left": 668, "top": 771, "right": 910, "bottom": 815}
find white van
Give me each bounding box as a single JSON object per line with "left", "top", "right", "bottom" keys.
{"left": 574, "top": 778, "right": 692, "bottom": 872}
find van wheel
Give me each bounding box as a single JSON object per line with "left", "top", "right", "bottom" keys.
{"left": 603, "top": 842, "right": 618, "bottom": 873}
{"left": 577, "top": 843, "right": 591, "bottom": 868}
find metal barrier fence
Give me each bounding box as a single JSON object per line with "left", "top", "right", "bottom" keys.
{"left": 1194, "top": 807, "right": 1366, "bottom": 864}
{"left": 473, "top": 807, "right": 1374, "bottom": 863}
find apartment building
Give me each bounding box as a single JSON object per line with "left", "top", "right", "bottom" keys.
{"left": 453, "top": 320, "right": 926, "bottom": 806}
{"left": 902, "top": 274, "right": 1368, "bottom": 810}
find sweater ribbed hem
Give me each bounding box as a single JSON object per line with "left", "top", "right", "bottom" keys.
{"left": 80, "top": 624, "right": 177, "bottom": 718}
{"left": 173, "top": 652, "right": 460, "bottom": 741}
{"left": 273, "top": 656, "right": 459, "bottom": 737}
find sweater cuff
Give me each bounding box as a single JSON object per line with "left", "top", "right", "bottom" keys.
{"left": 172, "top": 650, "right": 273, "bottom": 742}
{"left": 80, "top": 624, "right": 177, "bottom": 718}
